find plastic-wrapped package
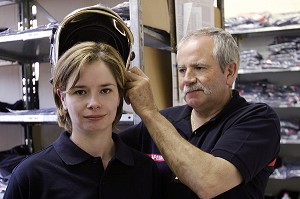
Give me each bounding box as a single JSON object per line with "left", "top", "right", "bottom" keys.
{"left": 270, "top": 12, "right": 300, "bottom": 26}
{"left": 225, "top": 12, "right": 271, "bottom": 30}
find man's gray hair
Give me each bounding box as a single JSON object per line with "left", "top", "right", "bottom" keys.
{"left": 177, "top": 27, "right": 240, "bottom": 73}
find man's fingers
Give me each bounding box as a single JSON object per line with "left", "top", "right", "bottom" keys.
{"left": 128, "top": 67, "right": 147, "bottom": 78}
{"left": 125, "top": 81, "right": 134, "bottom": 89}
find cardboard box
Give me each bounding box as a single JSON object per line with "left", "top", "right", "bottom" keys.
{"left": 144, "top": 46, "right": 172, "bottom": 109}
{"left": 141, "top": 0, "right": 170, "bottom": 33}
{"left": 214, "top": 7, "right": 222, "bottom": 28}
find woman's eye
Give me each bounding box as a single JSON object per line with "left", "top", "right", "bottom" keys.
{"left": 74, "top": 90, "right": 87, "bottom": 95}
{"left": 101, "top": 88, "right": 112, "bottom": 94}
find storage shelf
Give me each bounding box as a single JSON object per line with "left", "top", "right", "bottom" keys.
{"left": 280, "top": 139, "right": 300, "bottom": 144}
{"left": 144, "top": 26, "right": 170, "bottom": 51}
{"left": 276, "top": 104, "right": 300, "bottom": 108}
{"left": 0, "top": 0, "right": 17, "bottom": 7}
{"left": 238, "top": 67, "right": 300, "bottom": 74}
{"left": 0, "top": 25, "right": 170, "bottom": 64}
{"left": 0, "top": 28, "right": 52, "bottom": 63}
{"left": 0, "top": 108, "right": 134, "bottom": 125}
{"left": 227, "top": 24, "right": 300, "bottom": 37}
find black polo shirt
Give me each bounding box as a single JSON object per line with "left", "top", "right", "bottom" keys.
{"left": 120, "top": 90, "right": 281, "bottom": 199}
{"left": 4, "top": 132, "right": 161, "bottom": 199}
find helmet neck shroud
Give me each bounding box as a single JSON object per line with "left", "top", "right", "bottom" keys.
{"left": 50, "top": 5, "right": 134, "bottom": 74}
{"left": 58, "top": 12, "right": 131, "bottom": 65}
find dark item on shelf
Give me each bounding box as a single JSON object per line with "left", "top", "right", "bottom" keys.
{"left": 0, "top": 100, "right": 24, "bottom": 113}
{"left": 0, "top": 145, "right": 31, "bottom": 178}
{"left": 277, "top": 190, "right": 299, "bottom": 199}
{"left": 0, "top": 27, "right": 8, "bottom": 33}
{"left": 112, "top": 2, "right": 130, "bottom": 20}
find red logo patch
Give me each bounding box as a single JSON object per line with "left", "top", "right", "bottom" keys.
{"left": 147, "top": 154, "right": 165, "bottom": 162}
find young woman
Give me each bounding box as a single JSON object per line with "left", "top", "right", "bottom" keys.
{"left": 4, "top": 42, "right": 161, "bottom": 199}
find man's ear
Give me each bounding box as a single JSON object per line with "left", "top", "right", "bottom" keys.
{"left": 225, "top": 62, "right": 238, "bottom": 86}
{"left": 57, "top": 89, "right": 67, "bottom": 110}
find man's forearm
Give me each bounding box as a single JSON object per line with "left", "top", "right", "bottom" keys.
{"left": 140, "top": 110, "right": 213, "bottom": 198}
{"left": 140, "top": 110, "right": 242, "bottom": 199}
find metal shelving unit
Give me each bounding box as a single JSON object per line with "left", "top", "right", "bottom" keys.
{"left": 229, "top": 24, "right": 300, "bottom": 196}
{"left": 0, "top": 0, "right": 171, "bottom": 150}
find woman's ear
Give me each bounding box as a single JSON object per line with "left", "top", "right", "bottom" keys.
{"left": 57, "top": 89, "right": 67, "bottom": 110}
{"left": 225, "top": 62, "right": 238, "bottom": 87}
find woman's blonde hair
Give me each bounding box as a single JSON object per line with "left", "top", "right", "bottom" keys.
{"left": 52, "top": 41, "right": 126, "bottom": 132}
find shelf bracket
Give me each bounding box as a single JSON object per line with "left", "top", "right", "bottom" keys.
{"left": 129, "top": 0, "right": 144, "bottom": 71}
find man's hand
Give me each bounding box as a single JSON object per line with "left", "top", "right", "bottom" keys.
{"left": 125, "top": 67, "right": 159, "bottom": 118}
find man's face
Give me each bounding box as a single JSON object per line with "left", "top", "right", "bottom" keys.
{"left": 176, "top": 36, "right": 231, "bottom": 111}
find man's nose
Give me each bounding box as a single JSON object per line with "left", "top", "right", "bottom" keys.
{"left": 183, "top": 69, "right": 197, "bottom": 84}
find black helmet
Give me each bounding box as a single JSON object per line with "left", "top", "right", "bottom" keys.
{"left": 50, "top": 4, "right": 134, "bottom": 72}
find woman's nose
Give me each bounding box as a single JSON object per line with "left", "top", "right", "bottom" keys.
{"left": 87, "top": 94, "right": 102, "bottom": 110}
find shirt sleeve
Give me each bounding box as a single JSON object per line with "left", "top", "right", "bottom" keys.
{"left": 211, "top": 103, "right": 280, "bottom": 183}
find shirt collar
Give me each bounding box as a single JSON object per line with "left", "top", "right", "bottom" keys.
{"left": 171, "top": 90, "right": 246, "bottom": 127}
{"left": 112, "top": 133, "right": 135, "bottom": 166}
{"left": 171, "top": 90, "right": 244, "bottom": 121}
{"left": 217, "top": 89, "right": 247, "bottom": 118}
{"left": 53, "top": 131, "right": 134, "bottom": 166}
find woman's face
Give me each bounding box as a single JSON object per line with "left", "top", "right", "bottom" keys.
{"left": 59, "top": 60, "right": 120, "bottom": 135}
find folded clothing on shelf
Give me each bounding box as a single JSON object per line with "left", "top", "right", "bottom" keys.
{"left": 0, "top": 144, "right": 31, "bottom": 178}
{"left": 0, "top": 100, "right": 24, "bottom": 113}
{"left": 235, "top": 79, "right": 300, "bottom": 107}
